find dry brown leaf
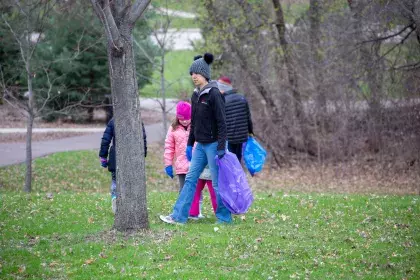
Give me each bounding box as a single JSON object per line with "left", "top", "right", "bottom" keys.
{"left": 18, "top": 265, "right": 26, "bottom": 273}
{"left": 84, "top": 258, "right": 95, "bottom": 265}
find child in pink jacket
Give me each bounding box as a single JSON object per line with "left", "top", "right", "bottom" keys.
{"left": 164, "top": 101, "right": 217, "bottom": 219}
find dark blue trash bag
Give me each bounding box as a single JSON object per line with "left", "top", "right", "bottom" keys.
{"left": 243, "top": 136, "right": 267, "bottom": 176}
{"left": 216, "top": 151, "right": 253, "bottom": 214}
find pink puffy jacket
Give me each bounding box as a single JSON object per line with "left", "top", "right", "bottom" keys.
{"left": 164, "top": 124, "right": 191, "bottom": 174}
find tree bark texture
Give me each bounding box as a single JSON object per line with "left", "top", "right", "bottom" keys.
{"left": 161, "top": 54, "right": 168, "bottom": 135}
{"left": 24, "top": 13, "right": 34, "bottom": 193}
{"left": 272, "top": 0, "right": 317, "bottom": 157}
{"left": 24, "top": 110, "right": 34, "bottom": 193}
{"left": 91, "top": 0, "right": 151, "bottom": 231}
{"left": 109, "top": 36, "right": 148, "bottom": 230}
{"left": 348, "top": 0, "right": 383, "bottom": 152}
{"left": 309, "top": 0, "right": 327, "bottom": 117}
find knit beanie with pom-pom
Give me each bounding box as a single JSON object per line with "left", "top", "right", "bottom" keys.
{"left": 189, "top": 53, "right": 214, "bottom": 81}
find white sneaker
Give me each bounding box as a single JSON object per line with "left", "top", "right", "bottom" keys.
{"left": 188, "top": 214, "right": 205, "bottom": 220}
{"left": 111, "top": 197, "right": 116, "bottom": 214}
{"left": 159, "top": 215, "right": 183, "bottom": 225}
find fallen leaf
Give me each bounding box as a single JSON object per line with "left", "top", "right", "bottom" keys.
{"left": 84, "top": 258, "right": 95, "bottom": 265}
{"left": 18, "top": 265, "right": 26, "bottom": 273}
{"left": 88, "top": 217, "right": 94, "bottom": 224}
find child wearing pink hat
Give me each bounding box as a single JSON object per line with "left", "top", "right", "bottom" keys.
{"left": 164, "top": 101, "right": 217, "bottom": 219}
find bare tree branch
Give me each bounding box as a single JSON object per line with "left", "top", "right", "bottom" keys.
{"left": 133, "top": 37, "right": 155, "bottom": 64}
{"left": 90, "top": 0, "right": 122, "bottom": 50}
{"left": 129, "top": 0, "right": 151, "bottom": 24}
{"left": 376, "top": 28, "right": 415, "bottom": 62}
{"left": 2, "top": 15, "right": 28, "bottom": 66}
{"left": 37, "top": 67, "right": 54, "bottom": 115}
{"left": 357, "top": 23, "right": 414, "bottom": 45}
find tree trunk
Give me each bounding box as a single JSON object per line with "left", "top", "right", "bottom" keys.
{"left": 87, "top": 106, "right": 94, "bottom": 123}
{"left": 309, "top": 0, "right": 327, "bottom": 115}
{"left": 161, "top": 53, "right": 168, "bottom": 134}
{"left": 24, "top": 17, "right": 34, "bottom": 193}
{"left": 108, "top": 34, "right": 148, "bottom": 231}
{"left": 414, "top": 2, "right": 420, "bottom": 45}
{"left": 272, "top": 0, "right": 316, "bottom": 157}
{"left": 348, "top": 0, "right": 383, "bottom": 152}
{"left": 24, "top": 111, "right": 34, "bottom": 193}
{"left": 91, "top": 0, "right": 151, "bottom": 231}
{"left": 309, "top": 0, "right": 327, "bottom": 162}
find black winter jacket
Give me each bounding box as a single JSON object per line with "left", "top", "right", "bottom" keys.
{"left": 187, "top": 81, "right": 227, "bottom": 151}
{"left": 99, "top": 118, "right": 147, "bottom": 172}
{"left": 224, "top": 89, "right": 254, "bottom": 144}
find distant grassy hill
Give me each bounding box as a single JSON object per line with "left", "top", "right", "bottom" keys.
{"left": 141, "top": 50, "right": 196, "bottom": 99}
{"left": 140, "top": 1, "right": 312, "bottom": 99}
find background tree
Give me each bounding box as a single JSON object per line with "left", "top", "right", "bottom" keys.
{"left": 197, "top": 0, "right": 420, "bottom": 179}
{"left": 1, "top": 0, "right": 58, "bottom": 192}
{"left": 90, "top": 0, "right": 151, "bottom": 231}
{"left": 33, "top": 0, "right": 156, "bottom": 123}
{"left": 141, "top": 2, "right": 176, "bottom": 135}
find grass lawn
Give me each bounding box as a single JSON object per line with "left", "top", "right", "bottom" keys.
{"left": 152, "top": 0, "right": 197, "bottom": 13}
{"left": 148, "top": 16, "right": 198, "bottom": 29}
{"left": 141, "top": 50, "right": 196, "bottom": 99}
{"left": 1, "top": 146, "right": 419, "bottom": 279}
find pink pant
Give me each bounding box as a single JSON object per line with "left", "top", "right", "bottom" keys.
{"left": 189, "top": 179, "right": 217, "bottom": 216}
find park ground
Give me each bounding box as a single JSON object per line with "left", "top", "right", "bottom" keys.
{"left": 0, "top": 143, "right": 419, "bottom": 279}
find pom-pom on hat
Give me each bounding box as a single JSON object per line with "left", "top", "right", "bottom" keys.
{"left": 189, "top": 53, "right": 214, "bottom": 80}
{"left": 176, "top": 101, "right": 191, "bottom": 120}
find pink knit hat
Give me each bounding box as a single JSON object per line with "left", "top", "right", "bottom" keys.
{"left": 176, "top": 101, "right": 191, "bottom": 120}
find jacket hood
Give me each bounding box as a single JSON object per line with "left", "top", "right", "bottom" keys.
{"left": 194, "top": 80, "right": 219, "bottom": 96}
{"left": 223, "top": 89, "right": 238, "bottom": 95}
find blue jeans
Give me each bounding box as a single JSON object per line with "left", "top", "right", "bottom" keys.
{"left": 171, "top": 142, "right": 232, "bottom": 223}
{"left": 110, "top": 171, "right": 117, "bottom": 199}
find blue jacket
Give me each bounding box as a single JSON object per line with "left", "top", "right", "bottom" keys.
{"left": 99, "top": 118, "right": 147, "bottom": 172}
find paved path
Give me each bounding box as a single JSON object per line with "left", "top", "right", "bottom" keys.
{"left": 0, "top": 96, "right": 179, "bottom": 168}
{"left": 0, "top": 123, "right": 166, "bottom": 167}
{"left": 0, "top": 128, "right": 105, "bottom": 133}
{"left": 149, "top": 28, "right": 202, "bottom": 51}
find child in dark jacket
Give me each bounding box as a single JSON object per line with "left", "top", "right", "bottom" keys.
{"left": 99, "top": 118, "right": 147, "bottom": 213}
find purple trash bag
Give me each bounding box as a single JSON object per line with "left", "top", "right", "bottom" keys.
{"left": 216, "top": 151, "right": 254, "bottom": 214}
